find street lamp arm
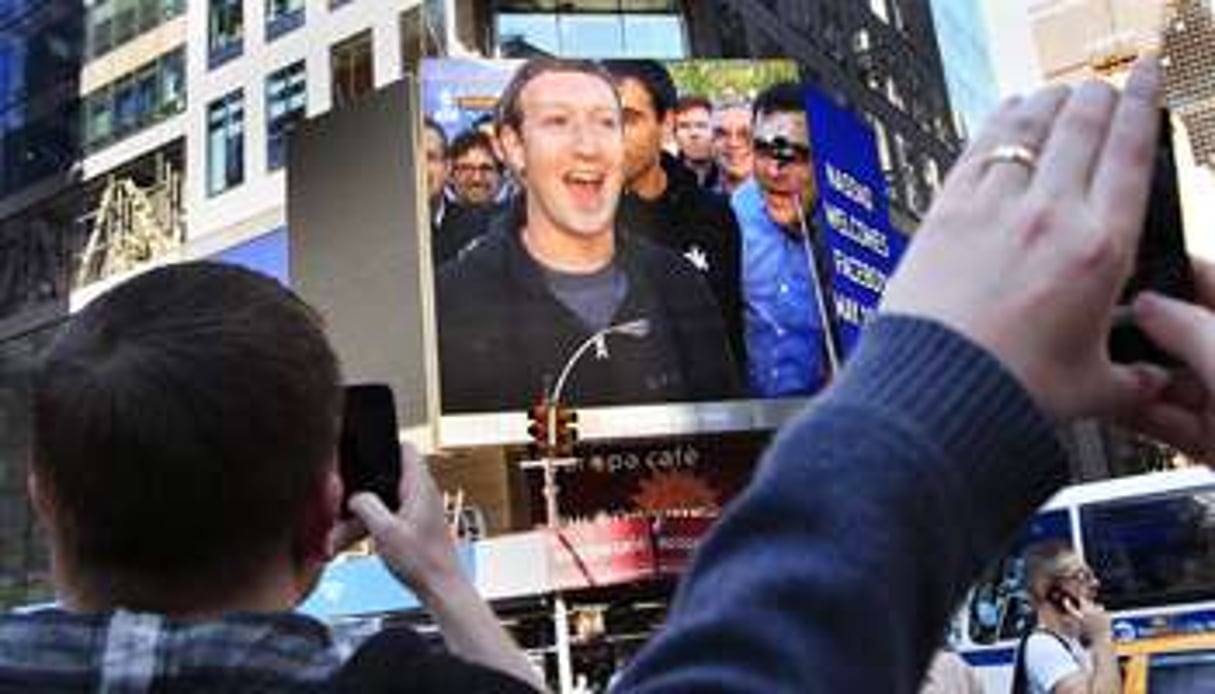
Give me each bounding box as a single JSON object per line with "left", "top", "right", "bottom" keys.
{"left": 548, "top": 318, "right": 650, "bottom": 406}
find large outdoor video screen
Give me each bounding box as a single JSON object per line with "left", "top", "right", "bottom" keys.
{"left": 422, "top": 58, "right": 906, "bottom": 440}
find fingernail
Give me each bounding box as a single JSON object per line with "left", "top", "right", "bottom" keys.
{"left": 1138, "top": 363, "right": 1171, "bottom": 393}
{"left": 1132, "top": 291, "right": 1166, "bottom": 317}
{"left": 1125, "top": 55, "right": 1162, "bottom": 100}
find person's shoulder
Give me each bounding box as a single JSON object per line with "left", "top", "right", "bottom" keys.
{"left": 626, "top": 233, "right": 703, "bottom": 281}
{"left": 438, "top": 227, "right": 511, "bottom": 291}
{"left": 1024, "top": 629, "right": 1075, "bottom": 655}
{"left": 729, "top": 179, "right": 766, "bottom": 224}
{"left": 329, "top": 628, "right": 540, "bottom": 693}
{"left": 1023, "top": 629, "right": 1082, "bottom": 689}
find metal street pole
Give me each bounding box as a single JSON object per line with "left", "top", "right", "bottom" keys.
{"left": 539, "top": 318, "right": 650, "bottom": 694}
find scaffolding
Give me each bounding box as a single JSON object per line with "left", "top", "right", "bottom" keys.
{"left": 74, "top": 156, "right": 183, "bottom": 289}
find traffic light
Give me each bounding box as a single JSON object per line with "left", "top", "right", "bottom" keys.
{"left": 553, "top": 404, "right": 579, "bottom": 458}
{"left": 527, "top": 401, "right": 551, "bottom": 459}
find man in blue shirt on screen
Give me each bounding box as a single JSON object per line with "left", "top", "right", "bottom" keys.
{"left": 730, "top": 81, "right": 832, "bottom": 397}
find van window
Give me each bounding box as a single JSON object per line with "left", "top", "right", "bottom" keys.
{"left": 1147, "top": 650, "right": 1215, "bottom": 692}
{"left": 1080, "top": 489, "right": 1215, "bottom": 610}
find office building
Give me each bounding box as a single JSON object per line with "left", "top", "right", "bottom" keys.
{"left": 930, "top": 0, "right": 1001, "bottom": 139}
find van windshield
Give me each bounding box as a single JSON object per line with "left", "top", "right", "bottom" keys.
{"left": 1081, "top": 488, "right": 1215, "bottom": 610}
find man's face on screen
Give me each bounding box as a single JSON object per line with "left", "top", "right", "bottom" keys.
{"left": 618, "top": 77, "right": 665, "bottom": 186}
{"left": 451, "top": 145, "right": 501, "bottom": 206}
{"left": 504, "top": 71, "right": 625, "bottom": 240}
{"left": 753, "top": 109, "right": 816, "bottom": 227}
{"left": 715, "top": 105, "right": 753, "bottom": 183}
{"left": 674, "top": 105, "right": 713, "bottom": 163}
{"left": 423, "top": 126, "right": 448, "bottom": 202}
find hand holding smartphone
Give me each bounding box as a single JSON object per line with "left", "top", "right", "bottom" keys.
{"left": 1046, "top": 585, "right": 1080, "bottom": 615}
{"left": 1110, "top": 109, "right": 1197, "bottom": 364}
{"left": 338, "top": 384, "right": 403, "bottom": 517}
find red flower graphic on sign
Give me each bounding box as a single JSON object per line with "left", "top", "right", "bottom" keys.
{"left": 632, "top": 471, "right": 719, "bottom": 513}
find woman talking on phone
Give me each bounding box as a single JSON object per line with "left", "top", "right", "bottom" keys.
{"left": 1012, "top": 543, "right": 1121, "bottom": 694}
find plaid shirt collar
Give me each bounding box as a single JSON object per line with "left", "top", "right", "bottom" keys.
{"left": 0, "top": 608, "right": 343, "bottom": 692}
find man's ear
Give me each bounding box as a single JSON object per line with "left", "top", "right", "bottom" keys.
{"left": 499, "top": 125, "right": 527, "bottom": 180}
{"left": 295, "top": 468, "right": 343, "bottom": 565}
{"left": 27, "top": 470, "right": 53, "bottom": 528}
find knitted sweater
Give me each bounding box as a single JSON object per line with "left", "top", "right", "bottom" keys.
{"left": 616, "top": 315, "right": 1069, "bottom": 693}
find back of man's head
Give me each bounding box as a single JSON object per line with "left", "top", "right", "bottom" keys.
{"left": 32, "top": 262, "right": 342, "bottom": 608}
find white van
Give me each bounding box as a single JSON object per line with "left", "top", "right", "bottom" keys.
{"left": 952, "top": 467, "right": 1215, "bottom": 693}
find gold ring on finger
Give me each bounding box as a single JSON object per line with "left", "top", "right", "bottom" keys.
{"left": 982, "top": 144, "right": 1039, "bottom": 174}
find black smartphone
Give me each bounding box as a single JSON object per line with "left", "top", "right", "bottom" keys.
{"left": 338, "top": 383, "right": 402, "bottom": 517}
{"left": 1109, "top": 109, "right": 1196, "bottom": 364}
{"left": 1047, "top": 585, "right": 1079, "bottom": 614}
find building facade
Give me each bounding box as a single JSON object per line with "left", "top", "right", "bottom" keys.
{"left": 1028, "top": 0, "right": 1215, "bottom": 257}
{"left": 929, "top": 0, "right": 1000, "bottom": 140}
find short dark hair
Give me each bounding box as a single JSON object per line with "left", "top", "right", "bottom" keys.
{"left": 448, "top": 129, "right": 498, "bottom": 164}
{"left": 603, "top": 59, "right": 677, "bottom": 118}
{"left": 423, "top": 116, "right": 448, "bottom": 150}
{"left": 496, "top": 57, "right": 619, "bottom": 136}
{"left": 753, "top": 81, "right": 806, "bottom": 120}
{"left": 33, "top": 262, "right": 342, "bottom": 602}
{"left": 675, "top": 94, "right": 712, "bottom": 117}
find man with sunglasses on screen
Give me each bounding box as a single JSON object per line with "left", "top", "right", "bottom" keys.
{"left": 729, "top": 82, "right": 832, "bottom": 398}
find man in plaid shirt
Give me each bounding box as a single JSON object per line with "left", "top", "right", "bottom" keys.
{"left": 0, "top": 262, "right": 541, "bottom": 693}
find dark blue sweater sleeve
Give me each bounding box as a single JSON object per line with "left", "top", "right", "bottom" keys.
{"left": 614, "top": 315, "right": 1070, "bottom": 693}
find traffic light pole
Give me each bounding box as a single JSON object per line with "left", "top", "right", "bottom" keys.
{"left": 530, "top": 319, "right": 651, "bottom": 694}
{"left": 536, "top": 400, "right": 569, "bottom": 693}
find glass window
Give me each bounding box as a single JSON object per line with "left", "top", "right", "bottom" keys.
{"left": 159, "top": 49, "right": 185, "bottom": 115}
{"left": 86, "top": 0, "right": 186, "bottom": 60}
{"left": 495, "top": 9, "right": 686, "bottom": 58}
{"left": 209, "top": 0, "right": 243, "bottom": 67}
{"left": 138, "top": 0, "right": 161, "bottom": 32}
{"left": 114, "top": 76, "right": 140, "bottom": 135}
{"left": 86, "top": 89, "right": 114, "bottom": 148}
{"left": 401, "top": 6, "right": 439, "bottom": 76}
{"left": 132, "top": 63, "right": 158, "bottom": 122}
{"left": 1081, "top": 488, "right": 1215, "bottom": 610}
{"left": 208, "top": 91, "right": 245, "bottom": 195}
{"left": 266, "top": 61, "right": 307, "bottom": 171}
{"left": 266, "top": 0, "right": 305, "bottom": 41}
{"left": 622, "top": 14, "right": 685, "bottom": 58}
{"left": 113, "top": 0, "right": 139, "bottom": 45}
{"left": 81, "top": 49, "right": 186, "bottom": 153}
{"left": 331, "top": 31, "right": 374, "bottom": 109}
{"left": 88, "top": 0, "right": 114, "bottom": 57}
{"left": 497, "top": 14, "right": 559, "bottom": 55}
{"left": 1148, "top": 651, "right": 1215, "bottom": 693}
